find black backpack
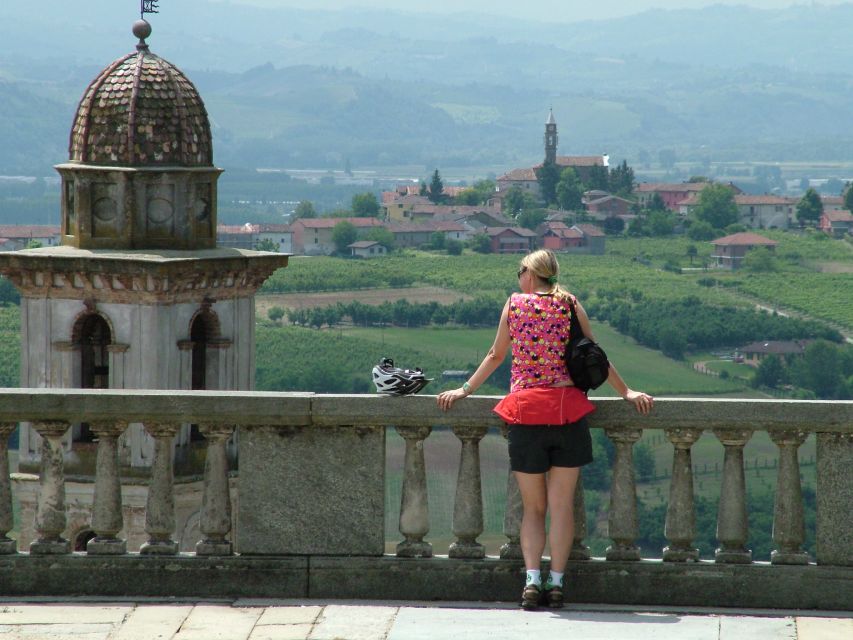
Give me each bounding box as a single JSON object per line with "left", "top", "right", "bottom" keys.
{"left": 565, "top": 298, "right": 610, "bottom": 392}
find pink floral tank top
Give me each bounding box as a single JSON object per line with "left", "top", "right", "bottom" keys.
{"left": 507, "top": 292, "right": 573, "bottom": 392}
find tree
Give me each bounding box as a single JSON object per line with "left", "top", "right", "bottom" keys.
{"left": 267, "top": 306, "right": 285, "bottom": 323}
{"left": 255, "top": 238, "right": 279, "bottom": 252}
{"left": 648, "top": 193, "right": 667, "bottom": 212}
{"left": 743, "top": 246, "right": 777, "bottom": 272}
{"left": 427, "top": 169, "right": 444, "bottom": 204}
{"left": 293, "top": 200, "right": 317, "bottom": 219}
{"left": 687, "top": 220, "right": 715, "bottom": 241}
{"left": 469, "top": 234, "right": 492, "bottom": 254}
{"left": 446, "top": 239, "right": 463, "bottom": 255}
{"left": 792, "top": 340, "right": 843, "bottom": 398}
{"left": 844, "top": 183, "right": 853, "bottom": 212}
{"left": 602, "top": 216, "right": 625, "bottom": 235}
{"left": 796, "top": 188, "right": 823, "bottom": 227}
{"left": 536, "top": 161, "right": 559, "bottom": 205}
{"left": 686, "top": 244, "right": 698, "bottom": 265}
{"left": 588, "top": 164, "right": 610, "bottom": 191}
{"left": 556, "top": 168, "right": 583, "bottom": 211}
{"left": 752, "top": 355, "right": 786, "bottom": 389}
{"left": 502, "top": 186, "right": 537, "bottom": 217}
{"left": 517, "top": 208, "right": 547, "bottom": 231}
{"left": 332, "top": 221, "right": 357, "bottom": 254}
{"left": 693, "top": 184, "right": 738, "bottom": 229}
{"left": 351, "top": 192, "right": 380, "bottom": 217}
{"left": 362, "top": 226, "right": 395, "bottom": 250}
{"left": 648, "top": 210, "right": 676, "bottom": 236}
{"left": 428, "top": 231, "right": 446, "bottom": 250}
{"left": 609, "top": 159, "right": 635, "bottom": 196}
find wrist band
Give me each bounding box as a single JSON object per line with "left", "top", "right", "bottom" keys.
{"left": 462, "top": 382, "right": 471, "bottom": 394}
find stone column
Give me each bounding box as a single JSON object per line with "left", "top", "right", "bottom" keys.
{"left": 30, "top": 421, "right": 71, "bottom": 555}
{"left": 605, "top": 428, "right": 642, "bottom": 561}
{"left": 196, "top": 423, "right": 235, "bottom": 556}
{"left": 816, "top": 432, "right": 853, "bottom": 566}
{"left": 499, "top": 425, "right": 522, "bottom": 560}
{"left": 663, "top": 427, "right": 702, "bottom": 562}
{"left": 769, "top": 429, "right": 809, "bottom": 565}
{"left": 449, "top": 425, "right": 488, "bottom": 559}
{"left": 395, "top": 425, "right": 432, "bottom": 558}
{"left": 140, "top": 422, "right": 179, "bottom": 555}
{"left": 0, "top": 423, "right": 17, "bottom": 554}
{"left": 714, "top": 429, "right": 753, "bottom": 564}
{"left": 571, "top": 474, "right": 591, "bottom": 560}
{"left": 87, "top": 421, "right": 128, "bottom": 555}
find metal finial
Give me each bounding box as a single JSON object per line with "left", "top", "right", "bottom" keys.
{"left": 132, "top": 19, "right": 152, "bottom": 51}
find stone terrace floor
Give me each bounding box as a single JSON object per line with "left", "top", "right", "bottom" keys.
{"left": 0, "top": 600, "right": 850, "bottom": 640}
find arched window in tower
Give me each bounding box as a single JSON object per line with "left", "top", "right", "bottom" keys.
{"left": 190, "top": 313, "right": 208, "bottom": 391}
{"left": 78, "top": 313, "right": 112, "bottom": 442}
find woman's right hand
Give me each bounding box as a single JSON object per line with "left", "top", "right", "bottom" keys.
{"left": 437, "top": 387, "right": 468, "bottom": 412}
{"left": 623, "top": 389, "right": 654, "bottom": 415}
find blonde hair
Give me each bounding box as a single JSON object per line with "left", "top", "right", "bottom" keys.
{"left": 520, "top": 249, "right": 572, "bottom": 302}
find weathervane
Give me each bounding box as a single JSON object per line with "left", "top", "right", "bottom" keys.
{"left": 141, "top": 0, "right": 159, "bottom": 19}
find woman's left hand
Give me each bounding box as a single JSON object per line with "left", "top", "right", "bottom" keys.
{"left": 623, "top": 389, "right": 654, "bottom": 415}
{"left": 437, "top": 388, "right": 468, "bottom": 412}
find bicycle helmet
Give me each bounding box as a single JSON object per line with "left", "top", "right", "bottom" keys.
{"left": 372, "top": 357, "right": 433, "bottom": 395}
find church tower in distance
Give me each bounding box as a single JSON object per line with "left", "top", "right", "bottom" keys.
{"left": 544, "top": 109, "right": 558, "bottom": 164}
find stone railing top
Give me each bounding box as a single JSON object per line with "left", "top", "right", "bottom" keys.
{"left": 0, "top": 388, "right": 850, "bottom": 433}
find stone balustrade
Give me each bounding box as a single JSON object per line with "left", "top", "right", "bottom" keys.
{"left": 0, "top": 389, "right": 851, "bottom": 609}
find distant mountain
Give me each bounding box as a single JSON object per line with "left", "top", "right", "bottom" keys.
{"left": 3, "top": 2, "right": 853, "bottom": 172}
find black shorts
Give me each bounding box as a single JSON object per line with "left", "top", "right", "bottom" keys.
{"left": 507, "top": 418, "right": 593, "bottom": 474}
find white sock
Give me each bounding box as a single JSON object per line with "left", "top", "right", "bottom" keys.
{"left": 525, "top": 569, "right": 541, "bottom": 586}
{"left": 547, "top": 571, "right": 564, "bottom": 587}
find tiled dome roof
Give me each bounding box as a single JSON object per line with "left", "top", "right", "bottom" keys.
{"left": 69, "top": 40, "right": 212, "bottom": 167}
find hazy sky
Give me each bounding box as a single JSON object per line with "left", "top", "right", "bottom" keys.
{"left": 234, "top": 0, "right": 846, "bottom": 22}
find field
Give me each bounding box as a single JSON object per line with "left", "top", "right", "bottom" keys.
{"left": 339, "top": 322, "right": 751, "bottom": 397}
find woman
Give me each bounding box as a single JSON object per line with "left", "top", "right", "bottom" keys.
{"left": 437, "top": 249, "right": 653, "bottom": 611}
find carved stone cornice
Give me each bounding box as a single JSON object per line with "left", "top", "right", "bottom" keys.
{"left": 0, "top": 247, "right": 288, "bottom": 304}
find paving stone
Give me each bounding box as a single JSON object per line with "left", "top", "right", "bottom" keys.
{"left": 719, "top": 616, "right": 796, "bottom": 639}
{"left": 17, "top": 623, "right": 114, "bottom": 639}
{"left": 309, "top": 605, "right": 398, "bottom": 640}
{"left": 250, "top": 623, "right": 313, "bottom": 640}
{"left": 796, "top": 617, "right": 853, "bottom": 640}
{"left": 0, "top": 606, "right": 130, "bottom": 625}
{"left": 387, "top": 608, "right": 721, "bottom": 640}
{"left": 171, "top": 605, "right": 262, "bottom": 640}
{"left": 112, "top": 605, "right": 193, "bottom": 640}
{"left": 256, "top": 607, "right": 322, "bottom": 626}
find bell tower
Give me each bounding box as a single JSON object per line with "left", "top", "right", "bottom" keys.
{"left": 544, "top": 108, "right": 558, "bottom": 165}
{"left": 0, "top": 18, "right": 289, "bottom": 553}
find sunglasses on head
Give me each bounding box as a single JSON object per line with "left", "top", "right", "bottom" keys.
{"left": 517, "top": 266, "right": 528, "bottom": 278}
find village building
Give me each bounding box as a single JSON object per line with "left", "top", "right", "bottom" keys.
{"left": 484, "top": 226, "right": 537, "bottom": 254}
{"left": 819, "top": 209, "right": 853, "bottom": 237}
{"left": 637, "top": 182, "right": 743, "bottom": 212}
{"left": 710, "top": 232, "right": 778, "bottom": 269}
{"left": 291, "top": 217, "right": 384, "bottom": 255}
{"left": 256, "top": 224, "right": 293, "bottom": 253}
{"left": 387, "top": 221, "right": 470, "bottom": 248}
{"left": 0, "top": 225, "right": 61, "bottom": 251}
{"left": 583, "top": 191, "right": 634, "bottom": 218}
{"left": 348, "top": 240, "right": 387, "bottom": 258}
{"left": 679, "top": 194, "right": 794, "bottom": 229}
{"left": 540, "top": 222, "right": 606, "bottom": 254}
{"left": 737, "top": 340, "right": 813, "bottom": 366}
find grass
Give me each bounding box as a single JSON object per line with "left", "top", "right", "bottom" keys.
{"left": 344, "top": 321, "right": 749, "bottom": 396}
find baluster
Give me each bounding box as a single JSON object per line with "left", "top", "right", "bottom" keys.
{"left": 713, "top": 429, "right": 753, "bottom": 563}
{"left": 770, "top": 430, "right": 809, "bottom": 565}
{"left": 605, "top": 428, "right": 642, "bottom": 561}
{"left": 395, "top": 425, "right": 432, "bottom": 558}
{"left": 663, "top": 427, "right": 702, "bottom": 561}
{"left": 449, "top": 425, "right": 488, "bottom": 559}
{"left": 30, "top": 421, "right": 71, "bottom": 555}
{"left": 87, "top": 421, "right": 127, "bottom": 555}
{"left": 0, "top": 423, "right": 17, "bottom": 554}
{"left": 499, "top": 425, "right": 522, "bottom": 560}
{"left": 140, "top": 422, "right": 179, "bottom": 555}
{"left": 197, "top": 424, "right": 235, "bottom": 556}
{"left": 571, "top": 474, "right": 591, "bottom": 560}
